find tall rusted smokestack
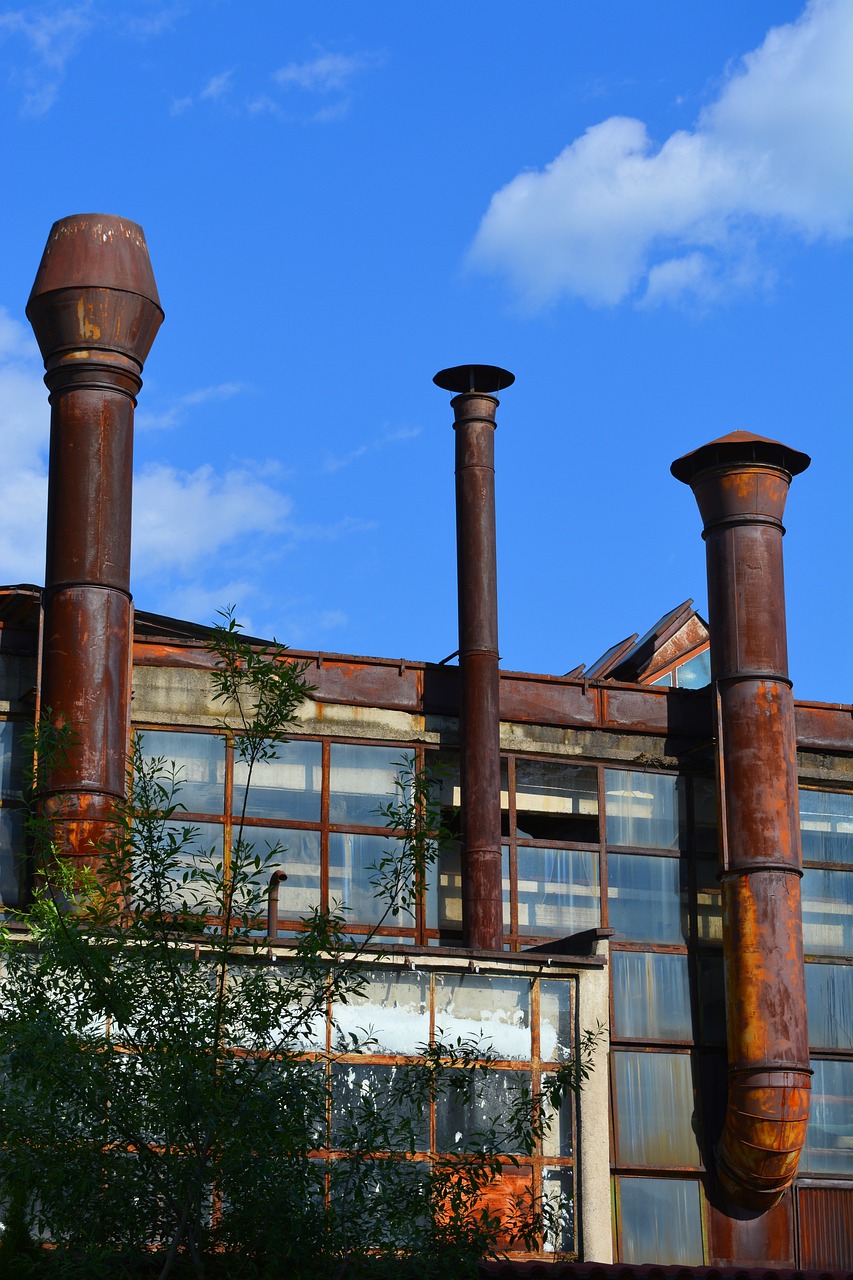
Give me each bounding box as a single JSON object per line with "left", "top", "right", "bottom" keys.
{"left": 434, "top": 364, "right": 513, "bottom": 952}
{"left": 672, "top": 430, "right": 811, "bottom": 1211}
{"left": 27, "top": 215, "right": 163, "bottom": 875}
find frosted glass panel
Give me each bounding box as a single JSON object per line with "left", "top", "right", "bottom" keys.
{"left": 618, "top": 1177, "right": 704, "bottom": 1264}
{"left": 233, "top": 739, "right": 321, "bottom": 822}
{"left": 605, "top": 770, "right": 685, "bottom": 849}
{"left": 540, "top": 979, "right": 575, "bottom": 1063}
{"left": 329, "top": 832, "right": 410, "bottom": 925}
{"left": 803, "top": 1059, "right": 853, "bottom": 1174}
{"left": 612, "top": 951, "right": 691, "bottom": 1040}
{"left": 806, "top": 964, "right": 853, "bottom": 1050}
{"left": 613, "top": 1052, "right": 700, "bottom": 1166}
{"left": 608, "top": 853, "right": 686, "bottom": 943}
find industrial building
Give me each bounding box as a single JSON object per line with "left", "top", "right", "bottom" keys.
{"left": 0, "top": 215, "right": 850, "bottom": 1270}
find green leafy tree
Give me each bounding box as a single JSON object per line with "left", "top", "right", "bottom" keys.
{"left": 0, "top": 613, "right": 598, "bottom": 1279}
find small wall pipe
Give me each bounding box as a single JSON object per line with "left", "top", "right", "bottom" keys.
{"left": 433, "top": 365, "right": 513, "bottom": 952}
{"left": 672, "top": 430, "right": 811, "bottom": 1211}
{"left": 27, "top": 214, "right": 163, "bottom": 875}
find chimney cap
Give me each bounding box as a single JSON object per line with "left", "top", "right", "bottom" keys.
{"left": 28, "top": 214, "right": 161, "bottom": 309}
{"left": 671, "top": 429, "right": 810, "bottom": 485}
{"left": 433, "top": 364, "right": 515, "bottom": 394}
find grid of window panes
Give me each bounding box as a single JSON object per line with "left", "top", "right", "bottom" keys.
{"left": 0, "top": 719, "right": 26, "bottom": 910}
{"left": 309, "top": 966, "right": 579, "bottom": 1257}
{"left": 799, "top": 788, "right": 853, "bottom": 1183}
{"left": 604, "top": 767, "right": 715, "bottom": 1265}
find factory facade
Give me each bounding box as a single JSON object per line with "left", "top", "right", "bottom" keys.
{"left": 0, "top": 215, "right": 850, "bottom": 1270}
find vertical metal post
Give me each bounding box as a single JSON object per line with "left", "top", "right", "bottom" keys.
{"left": 27, "top": 214, "right": 163, "bottom": 876}
{"left": 672, "top": 430, "right": 811, "bottom": 1210}
{"left": 434, "top": 364, "right": 514, "bottom": 951}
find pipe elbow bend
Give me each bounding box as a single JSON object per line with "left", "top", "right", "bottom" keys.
{"left": 716, "top": 1069, "right": 811, "bottom": 1210}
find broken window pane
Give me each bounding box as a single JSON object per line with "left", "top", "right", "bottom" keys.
{"left": 434, "top": 973, "right": 531, "bottom": 1061}
{"left": 233, "top": 738, "right": 321, "bottom": 822}
{"left": 608, "top": 853, "right": 687, "bottom": 944}
{"left": 329, "top": 745, "right": 408, "bottom": 827}
{"left": 605, "top": 770, "right": 685, "bottom": 850}
{"left": 137, "top": 730, "right": 225, "bottom": 816}
{"left": 516, "top": 846, "right": 599, "bottom": 937}
{"left": 613, "top": 1051, "right": 700, "bottom": 1167}
{"left": 515, "top": 760, "right": 598, "bottom": 843}
{"left": 612, "top": 951, "right": 692, "bottom": 1041}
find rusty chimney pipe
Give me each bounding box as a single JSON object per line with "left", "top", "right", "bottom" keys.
{"left": 27, "top": 215, "right": 163, "bottom": 875}
{"left": 672, "top": 430, "right": 811, "bottom": 1211}
{"left": 434, "top": 364, "right": 514, "bottom": 952}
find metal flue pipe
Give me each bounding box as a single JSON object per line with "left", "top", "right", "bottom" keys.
{"left": 672, "top": 430, "right": 811, "bottom": 1211}
{"left": 27, "top": 214, "right": 163, "bottom": 876}
{"left": 434, "top": 364, "right": 514, "bottom": 952}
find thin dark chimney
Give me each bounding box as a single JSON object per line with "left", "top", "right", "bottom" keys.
{"left": 434, "top": 364, "right": 514, "bottom": 951}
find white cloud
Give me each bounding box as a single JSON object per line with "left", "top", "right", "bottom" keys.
{"left": 322, "top": 426, "right": 421, "bottom": 474}
{"left": 469, "top": 0, "right": 853, "bottom": 309}
{"left": 200, "top": 69, "right": 232, "bottom": 101}
{"left": 273, "top": 52, "right": 375, "bottom": 93}
{"left": 0, "top": 3, "right": 92, "bottom": 116}
{"left": 136, "top": 382, "right": 245, "bottom": 431}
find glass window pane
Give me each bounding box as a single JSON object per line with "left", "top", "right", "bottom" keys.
{"left": 802, "top": 1059, "right": 853, "bottom": 1175}
{"left": 0, "top": 809, "right": 24, "bottom": 907}
{"left": 605, "top": 770, "right": 685, "bottom": 849}
{"left": 695, "top": 856, "right": 723, "bottom": 943}
{"left": 425, "top": 839, "right": 461, "bottom": 932}
{"left": 613, "top": 1051, "right": 700, "bottom": 1166}
{"left": 516, "top": 847, "right": 600, "bottom": 937}
{"left": 515, "top": 760, "right": 598, "bottom": 843}
{"left": 675, "top": 649, "right": 711, "bottom": 690}
{"left": 608, "top": 853, "right": 687, "bottom": 944}
{"left": 435, "top": 1069, "right": 532, "bottom": 1154}
{"left": 542, "top": 1168, "right": 575, "bottom": 1254}
{"left": 540, "top": 978, "right": 575, "bottom": 1063}
{"left": 0, "top": 721, "right": 24, "bottom": 798}
{"left": 233, "top": 739, "right": 321, "bottom": 822}
{"left": 328, "top": 832, "right": 411, "bottom": 926}
{"left": 802, "top": 868, "right": 853, "bottom": 956}
{"left": 541, "top": 1073, "right": 574, "bottom": 1158}
{"left": 329, "top": 745, "right": 407, "bottom": 827}
{"left": 692, "top": 776, "right": 718, "bottom": 855}
{"left": 331, "top": 1062, "right": 430, "bottom": 1152}
{"left": 434, "top": 973, "right": 531, "bottom": 1061}
{"left": 137, "top": 731, "right": 225, "bottom": 816}
{"left": 800, "top": 790, "right": 853, "bottom": 864}
{"left": 243, "top": 826, "right": 320, "bottom": 920}
{"left": 618, "top": 1177, "right": 704, "bottom": 1264}
{"left": 805, "top": 964, "right": 853, "bottom": 1050}
{"left": 156, "top": 821, "right": 225, "bottom": 910}
{"left": 612, "top": 952, "right": 692, "bottom": 1040}
{"left": 331, "top": 968, "right": 429, "bottom": 1056}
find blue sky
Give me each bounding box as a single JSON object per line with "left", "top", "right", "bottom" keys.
{"left": 0, "top": 0, "right": 850, "bottom": 701}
